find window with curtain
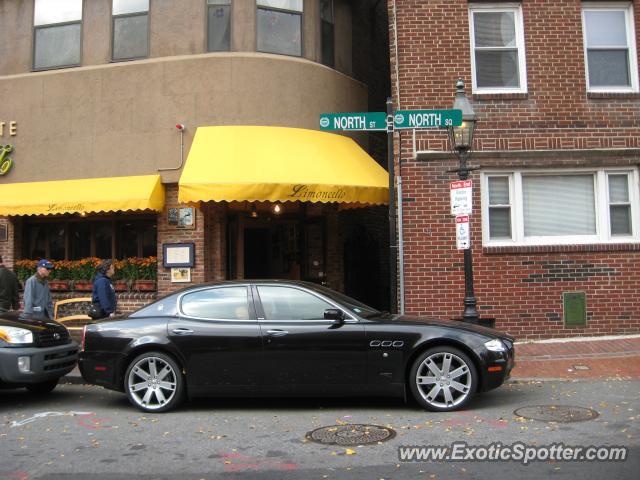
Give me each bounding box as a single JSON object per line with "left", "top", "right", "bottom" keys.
{"left": 112, "top": 0, "right": 149, "bottom": 61}
{"left": 469, "top": 4, "right": 527, "bottom": 93}
{"left": 207, "top": 0, "right": 231, "bottom": 52}
{"left": 256, "top": 0, "right": 303, "bottom": 56}
{"left": 33, "top": 0, "right": 82, "bottom": 70}
{"left": 483, "top": 170, "right": 639, "bottom": 245}
{"left": 321, "top": 0, "right": 335, "bottom": 67}
{"left": 582, "top": 4, "right": 638, "bottom": 92}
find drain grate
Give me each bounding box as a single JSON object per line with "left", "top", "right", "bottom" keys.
{"left": 306, "top": 424, "right": 396, "bottom": 446}
{"left": 514, "top": 405, "right": 599, "bottom": 423}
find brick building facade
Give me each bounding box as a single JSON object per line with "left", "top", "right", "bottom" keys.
{"left": 389, "top": 0, "right": 640, "bottom": 338}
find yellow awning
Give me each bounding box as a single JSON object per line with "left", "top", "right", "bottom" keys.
{"left": 178, "top": 126, "right": 389, "bottom": 205}
{"left": 0, "top": 175, "right": 165, "bottom": 216}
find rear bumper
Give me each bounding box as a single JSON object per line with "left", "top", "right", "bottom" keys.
{"left": 0, "top": 342, "right": 78, "bottom": 385}
{"left": 79, "top": 351, "right": 126, "bottom": 392}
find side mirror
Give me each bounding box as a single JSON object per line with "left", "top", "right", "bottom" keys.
{"left": 324, "top": 308, "right": 345, "bottom": 324}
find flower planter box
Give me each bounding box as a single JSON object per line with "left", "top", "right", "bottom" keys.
{"left": 49, "top": 280, "right": 70, "bottom": 291}
{"left": 133, "top": 280, "right": 156, "bottom": 292}
{"left": 113, "top": 280, "right": 129, "bottom": 292}
{"left": 73, "top": 281, "right": 93, "bottom": 292}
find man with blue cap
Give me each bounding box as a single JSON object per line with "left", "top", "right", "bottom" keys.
{"left": 23, "top": 259, "right": 54, "bottom": 319}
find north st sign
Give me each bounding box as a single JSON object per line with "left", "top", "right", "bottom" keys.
{"left": 319, "top": 112, "right": 387, "bottom": 131}
{"left": 320, "top": 109, "right": 462, "bottom": 132}
{"left": 394, "top": 109, "right": 462, "bottom": 129}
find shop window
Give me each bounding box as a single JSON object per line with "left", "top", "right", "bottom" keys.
{"left": 207, "top": 0, "right": 231, "bottom": 52}
{"left": 582, "top": 3, "right": 638, "bottom": 92}
{"left": 257, "top": 286, "right": 332, "bottom": 320}
{"left": 22, "top": 218, "right": 156, "bottom": 260}
{"left": 112, "top": 0, "right": 149, "bottom": 61}
{"left": 256, "top": 0, "right": 302, "bottom": 56}
{"left": 181, "top": 287, "right": 250, "bottom": 320}
{"left": 33, "top": 0, "right": 82, "bottom": 70}
{"left": 482, "top": 169, "right": 640, "bottom": 246}
{"left": 469, "top": 4, "right": 527, "bottom": 93}
{"left": 321, "top": 0, "right": 335, "bottom": 67}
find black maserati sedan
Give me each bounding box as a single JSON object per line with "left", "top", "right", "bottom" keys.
{"left": 79, "top": 281, "right": 515, "bottom": 413}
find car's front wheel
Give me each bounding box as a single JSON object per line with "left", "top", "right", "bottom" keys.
{"left": 409, "top": 346, "right": 478, "bottom": 412}
{"left": 124, "top": 352, "right": 184, "bottom": 413}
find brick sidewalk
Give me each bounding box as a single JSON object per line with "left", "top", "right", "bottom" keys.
{"left": 511, "top": 336, "right": 640, "bottom": 380}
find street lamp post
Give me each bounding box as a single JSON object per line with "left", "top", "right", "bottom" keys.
{"left": 447, "top": 78, "right": 479, "bottom": 324}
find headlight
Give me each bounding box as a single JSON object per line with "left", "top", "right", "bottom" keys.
{"left": 484, "top": 338, "right": 506, "bottom": 352}
{"left": 0, "top": 327, "right": 34, "bottom": 345}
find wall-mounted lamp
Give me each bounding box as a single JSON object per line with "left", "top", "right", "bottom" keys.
{"left": 251, "top": 204, "right": 258, "bottom": 218}
{"left": 273, "top": 203, "right": 282, "bottom": 214}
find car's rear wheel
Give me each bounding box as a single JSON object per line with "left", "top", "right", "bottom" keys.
{"left": 409, "top": 346, "right": 478, "bottom": 412}
{"left": 26, "top": 379, "right": 58, "bottom": 394}
{"left": 124, "top": 352, "right": 184, "bottom": 413}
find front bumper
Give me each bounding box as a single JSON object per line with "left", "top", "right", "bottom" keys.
{"left": 0, "top": 341, "right": 79, "bottom": 385}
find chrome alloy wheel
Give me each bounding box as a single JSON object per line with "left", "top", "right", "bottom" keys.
{"left": 415, "top": 351, "right": 473, "bottom": 409}
{"left": 127, "top": 356, "right": 178, "bottom": 411}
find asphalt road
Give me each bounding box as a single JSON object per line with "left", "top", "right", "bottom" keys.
{"left": 1, "top": 380, "right": 638, "bottom": 479}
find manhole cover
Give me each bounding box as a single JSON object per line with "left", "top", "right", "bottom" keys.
{"left": 306, "top": 424, "right": 396, "bottom": 446}
{"left": 514, "top": 405, "right": 599, "bottom": 423}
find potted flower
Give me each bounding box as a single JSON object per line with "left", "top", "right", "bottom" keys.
{"left": 130, "top": 257, "right": 157, "bottom": 291}
{"left": 15, "top": 259, "right": 37, "bottom": 290}
{"left": 112, "top": 259, "right": 130, "bottom": 292}
{"left": 72, "top": 257, "right": 101, "bottom": 291}
{"left": 49, "top": 260, "right": 72, "bottom": 291}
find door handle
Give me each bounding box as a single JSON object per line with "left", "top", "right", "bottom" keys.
{"left": 171, "top": 328, "right": 194, "bottom": 335}
{"left": 266, "top": 329, "right": 288, "bottom": 337}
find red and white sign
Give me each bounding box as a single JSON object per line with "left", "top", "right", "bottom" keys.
{"left": 455, "top": 215, "right": 470, "bottom": 250}
{"left": 450, "top": 180, "right": 473, "bottom": 216}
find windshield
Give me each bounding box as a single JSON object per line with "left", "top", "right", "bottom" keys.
{"left": 309, "top": 284, "right": 382, "bottom": 318}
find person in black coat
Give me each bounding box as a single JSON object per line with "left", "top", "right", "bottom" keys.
{"left": 92, "top": 260, "right": 117, "bottom": 318}
{"left": 0, "top": 255, "right": 20, "bottom": 313}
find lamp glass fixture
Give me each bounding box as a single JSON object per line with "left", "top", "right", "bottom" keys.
{"left": 448, "top": 78, "right": 477, "bottom": 153}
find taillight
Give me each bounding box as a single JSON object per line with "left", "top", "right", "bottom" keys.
{"left": 80, "top": 325, "right": 87, "bottom": 351}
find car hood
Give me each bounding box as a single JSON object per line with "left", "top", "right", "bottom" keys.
{"left": 0, "top": 310, "right": 66, "bottom": 333}
{"left": 386, "top": 314, "right": 515, "bottom": 341}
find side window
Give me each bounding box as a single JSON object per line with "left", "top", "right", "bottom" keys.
{"left": 33, "top": 0, "right": 83, "bottom": 70}
{"left": 207, "top": 0, "right": 232, "bottom": 52}
{"left": 112, "top": 0, "right": 149, "bottom": 61}
{"left": 181, "top": 287, "right": 251, "bottom": 320}
{"left": 257, "top": 286, "right": 333, "bottom": 320}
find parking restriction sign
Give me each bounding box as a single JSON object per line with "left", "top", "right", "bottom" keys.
{"left": 450, "top": 180, "right": 473, "bottom": 216}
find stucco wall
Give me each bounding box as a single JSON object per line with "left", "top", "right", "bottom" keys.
{"left": 0, "top": 53, "right": 367, "bottom": 184}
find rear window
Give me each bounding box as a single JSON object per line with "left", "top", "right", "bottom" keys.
{"left": 129, "top": 296, "right": 178, "bottom": 317}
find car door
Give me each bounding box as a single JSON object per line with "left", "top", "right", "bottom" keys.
{"left": 254, "top": 284, "right": 366, "bottom": 392}
{"left": 168, "top": 285, "right": 262, "bottom": 395}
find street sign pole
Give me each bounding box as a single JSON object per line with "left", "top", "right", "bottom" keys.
{"left": 387, "top": 97, "right": 397, "bottom": 314}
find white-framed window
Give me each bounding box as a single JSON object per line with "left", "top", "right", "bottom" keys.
{"left": 468, "top": 3, "right": 527, "bottom": 94}
{"left": 256, "top": 0, "right": 303, "bottom": 57}
{"left": 207, "top": 0, "right": 231, "bottom": 52}
{"left": 33, "top": 0, "right": 83, "bottom": 70}
{"left": 582, "top": 2, "right": 638, "bottom": 92}
{"left": 112, "top": 0, "right": 149, "bottom": 61}
{"left": 481, "top": 169, "right": 640, "bottom": 246}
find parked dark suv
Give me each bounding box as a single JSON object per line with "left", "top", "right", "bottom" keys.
{"left": 0, "top": 312, "right": 78, "bottom": 393}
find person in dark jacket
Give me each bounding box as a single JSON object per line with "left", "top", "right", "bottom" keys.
{"left": 23, "top": 259, "right": 54, "bottom": 319}
{"left": 0, "top": 255, "right": 20, "bottom": 313}
{"left": 91, "top": 260, "right": 117, "bottom": 318}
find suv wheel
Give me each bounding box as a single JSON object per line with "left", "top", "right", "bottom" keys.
{"left": 124, "top": 352, "right": 184, "bottom": 413}
{"left": 409, "top": 346, "right": 478, "bottom": 412}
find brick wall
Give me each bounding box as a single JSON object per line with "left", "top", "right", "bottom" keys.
{"left": 157, "top": 184, "right": 206, "bottom": 296}
{"left": 390, "top": 0, "right": 640, "bottom": 338}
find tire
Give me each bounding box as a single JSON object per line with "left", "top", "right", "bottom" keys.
{"left": 409, "top": 346, "right": 478, "bottom": 412}
{"left": 26, "top": 379, "right": 59, "bottom": 394}
{"left": 124, "top": 351, "right": 185, "bottom": 413}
